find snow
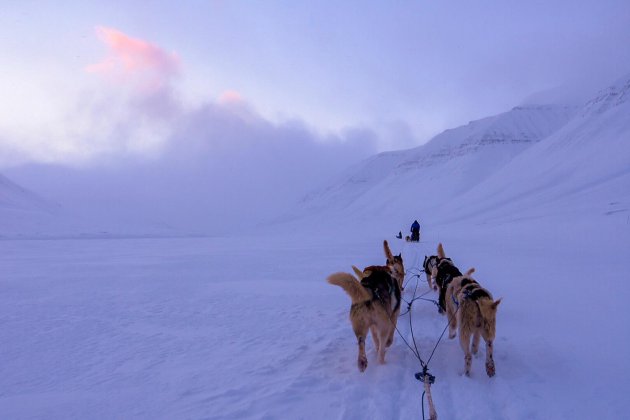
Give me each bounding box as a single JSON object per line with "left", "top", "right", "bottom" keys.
{"left": 1, "top": 218, "right": 628, "bottom": 419}
{"left": 1, "top": 75, "right": 630, "bottom": 418}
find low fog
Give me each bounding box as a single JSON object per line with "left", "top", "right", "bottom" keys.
{"left": 5, "top": 99, "right": 380, "bottom": 235}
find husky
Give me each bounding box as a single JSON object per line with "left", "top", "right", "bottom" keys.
{"left": 444, "top": 269, "right": 502, "bottom": 377}
{"left": 384, "top": 241, "right": 405, "bottom": 291}
{"left": 431, "top": 243, "right": 461, "bottom": 313}
{"left": 422, "top": 255, "right": 440, "bottom": 290}
{"left": 328, "top": 241, "right": 404, "bottom": 372}
{"left": 352, "top": 239, "right": 404, "bottom": 291}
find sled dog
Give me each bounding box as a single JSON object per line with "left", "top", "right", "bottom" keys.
{"left": 328, "top": 241, "right": 404, "bottom": 372}
{"left": 444, "top": 269, "right": 502, "bottom": 377}
{"left": 422, "top": 255, "right": 440, "bottom": 290}
{"left": 431, "top": 243, "right": 461, "bottom": 313}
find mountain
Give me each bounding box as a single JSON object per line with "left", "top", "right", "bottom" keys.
{"left": 446, "top": 73, "right": 630, "bottom": 225}
{"left": 0, "top": 173, "right": 49, "bottom": 212}
{"left": 0, "top": 170, "right": 178, "bottom": 238}
{"left": 0, "top": 172, "right": 62, "bottom": 237}
{"left": 295, "top": 75, "right": 630, "bottom": 230}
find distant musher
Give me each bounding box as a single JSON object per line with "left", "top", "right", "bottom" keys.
{"left": 410, "top": 220, "right": 420, "bottom": 242}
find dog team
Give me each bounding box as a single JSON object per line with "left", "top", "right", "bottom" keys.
{"left": 327, "top": 241, "right": 501, "bottom": 377}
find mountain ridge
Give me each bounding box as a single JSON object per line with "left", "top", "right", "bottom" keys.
{"left": 292, "top": 74, "right": 630, "bottom": 230}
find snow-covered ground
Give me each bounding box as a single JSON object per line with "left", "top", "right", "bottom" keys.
{"left": 1, "top": 208, "right": 628, "bottom": 419}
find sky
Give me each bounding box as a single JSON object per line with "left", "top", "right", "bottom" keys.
{"left": 1, "top": 1, "right": 629, "bottom": 166}
{"left": 1, "top": 1, "right": 629, "bottom": 233}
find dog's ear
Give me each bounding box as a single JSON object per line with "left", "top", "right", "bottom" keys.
{"left": 465, "top": 267, "right": 475, "bottom": 276}
{"left": 492, "top": 298, "right": 502, "bottom": 310}
{"left": 383, "top": 240, "right": 394, "bottom": 260}
{"left": 352, "top": 265, "right": 364, "bottom": 279}
{"left": 437, "top": 243, "right": 445, "bottom": 259}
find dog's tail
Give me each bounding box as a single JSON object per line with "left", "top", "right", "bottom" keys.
{"left": 327, "top": 272, "right": 371, "bottom": 304}
{"left": 465, "top": 267, "right": 475, "bottom": 276}
{"left": 437, "top": 243, "right": 446, "bottom": 259}
{"left": 384, "top": 240, "right": 394, "bottom": 261}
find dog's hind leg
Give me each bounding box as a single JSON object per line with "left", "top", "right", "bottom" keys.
{"left": 385, "top": 313, "right": 398, "bottom": 348}
{"left": 437, "top": 286, "right": 447, "bottom": 314}
{"left": 482, "top": 334, "right": 496, "bottom": 377}
{"left": 445, "top": 293, "right": 458, "bottom": 339}
{"left": 370, "top": 325, "right": 381, "bottom": 355}
{"left": 447, "top": 309, "right": 458, "bottom": 340}
{"left": 471, "top": 330, "right": 481, "bottom": 355}
{"left": 376, "top": 327, "right": 390, "bottom": 364}
{"left": 459, "top": 329, "right": 473, "bottom": 376}
{"left": 353, "top": 321, "right": 370, "bottom": 372}
{"left": 426, "top": 272, "right": 433, "bottom": 290}
{"left": 385, "top": 329, "right": 394, "bottom": 348}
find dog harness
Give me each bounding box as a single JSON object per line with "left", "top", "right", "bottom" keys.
{"left": 359, "top": 269, "right": 401, "bottom": 315}
{"left": 451, "top": 280, "right": 490, "bottom": 308}
{"left": 436, "top": 260, "right": 462, "bottom": 311}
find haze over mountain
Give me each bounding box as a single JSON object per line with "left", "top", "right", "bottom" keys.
{"left": 2, "top": 73, "right": 629, "bottom": 238}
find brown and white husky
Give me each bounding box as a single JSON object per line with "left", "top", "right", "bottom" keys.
{"left": 328, "top": 240, "right": 404, "bottom": 372}
{"left": 445, "top": 269, "right": 502, "bottom": 377}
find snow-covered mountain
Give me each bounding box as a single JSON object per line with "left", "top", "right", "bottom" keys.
{"left": 0, "top": 173, "right": 49, "bottom": 211}
{"left": 0, "top": 173, "right": 61, "bottom": 237}
{"left": 295, "top": 74, "right": 630, "bottom": 231}
{"left": 446, "top": 73, "right": 630, "bottom": 225}
{"left": 0, "top": 171, "right": 178, "bottom": 238}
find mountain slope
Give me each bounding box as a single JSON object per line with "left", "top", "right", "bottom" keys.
{"left": 297, "top": 104, "right": 576, "bottom": 227}
{"left": 0, "top": 173, "right": 50, "bottom": 212}
{"left": 444, "top": 73, "right": 630, "bottom": 224}
{"left": 0, "top": 173, "right": 63, "bottom": 237}
{"left": 295, "top": 75, "right": 630, "bottom": 231}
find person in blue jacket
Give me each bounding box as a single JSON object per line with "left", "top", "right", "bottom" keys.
{"left": 410, "top": 220, "right": 420, "bottom": 242}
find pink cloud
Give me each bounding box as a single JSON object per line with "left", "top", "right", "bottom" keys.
{"left": 87, "top": 26, "right": 180, "bottom": 91}
{"left": 218, "top": 90, "right": 245, "bottom": 105}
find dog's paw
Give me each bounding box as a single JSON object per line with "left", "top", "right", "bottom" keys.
{"left": 486, "top": 361, "right": 495, "bottom": 377}
{"left": 448, "top": 332, "right": 456, "bottom": 339}
{"left": 358, "top": 356, "right": 368, "bottom": 372}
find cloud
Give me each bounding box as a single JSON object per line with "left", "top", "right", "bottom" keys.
{"left": 2, "top": 25, "right": 382, "bottom": 234}
{"left": 86, "top": 26, "right": 180, "bottom": 92}
{"left": 6, "top": 101, "right": 379, "bottom": 234}
{"left": 218, "top": 90, "right": 245, "bottom": 105}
